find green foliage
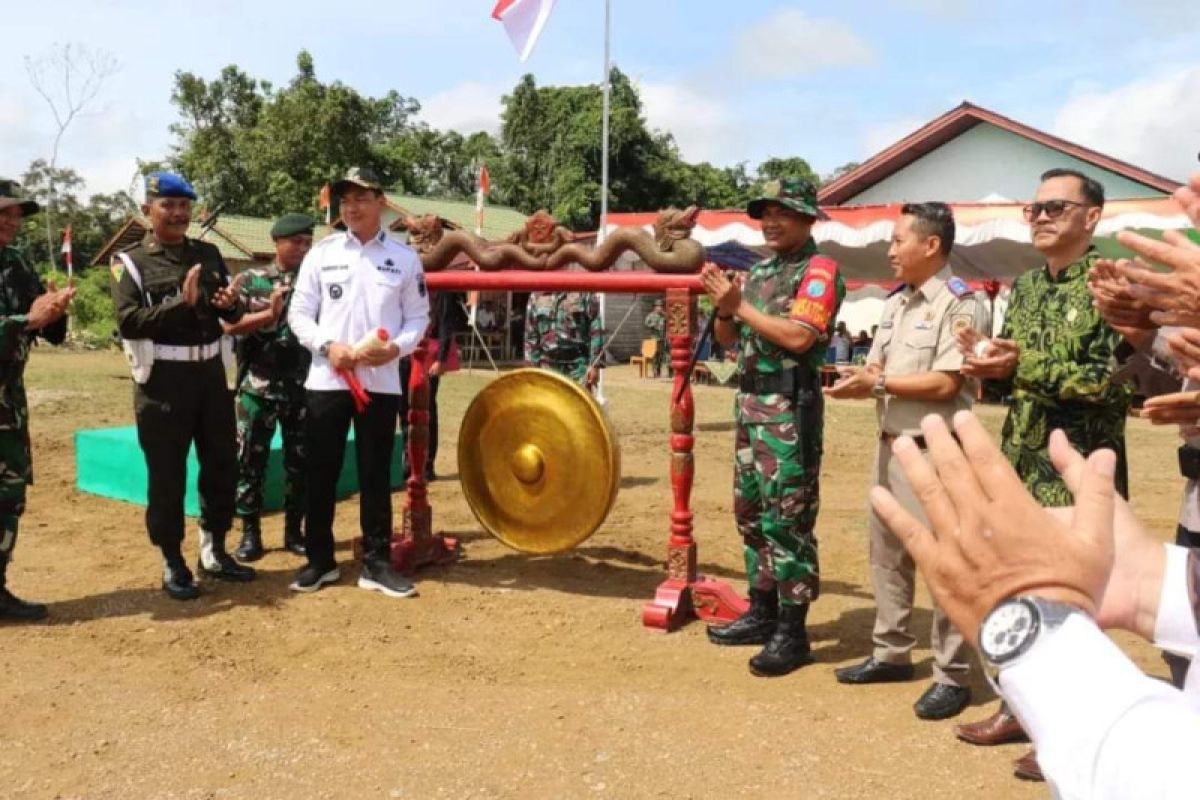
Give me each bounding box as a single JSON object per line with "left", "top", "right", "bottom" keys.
{"left": 757, "top": 156, "right": 820, "bottom": 187}
{"left": 159, "top": 53, "right": 833, "bottom": 229}
{"left": 169, "top": 51, "right": 421, "bottom": 216}
{"left": 15, "top": 160, "right": 135, "bottom": 271}
{"left": 65, "top": 265, "right": 117, "bottom": 345}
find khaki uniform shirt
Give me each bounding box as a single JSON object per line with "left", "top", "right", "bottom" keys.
{"left": 867, "top": 267, "right": 986, "bottom": 436}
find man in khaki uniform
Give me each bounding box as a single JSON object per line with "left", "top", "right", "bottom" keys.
{"left": 825, "top": 202, "right": 986, "bottom": 720}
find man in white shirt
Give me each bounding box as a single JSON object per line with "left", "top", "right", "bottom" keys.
{"left": 871, "top": 410, "right": 1200, "bottom": 800}
{"left": 287, "top": 167, "right": 429, "bottom": 598}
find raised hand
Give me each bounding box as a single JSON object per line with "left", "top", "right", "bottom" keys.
{"left": 869, "top": 411, "right": 1116, "bottom": 645}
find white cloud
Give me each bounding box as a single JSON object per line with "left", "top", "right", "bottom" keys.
{"left": 417, "top": 82, "right": 506, "bottom": 136}
{"left": 638, "top": 80, "right": 743, "bottom": 164}
{"left": 735, "top": 8, "right": 878, "bottom": 79}
{"left": 1053, "top": 67, "right": 1200, "bottom": 183}
{"left": 861, "top": 117, "right": 925, "bottom": 159}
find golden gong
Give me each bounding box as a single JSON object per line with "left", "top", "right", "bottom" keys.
{"left": 458, "top": 369, "right": 620, "bottom": 554}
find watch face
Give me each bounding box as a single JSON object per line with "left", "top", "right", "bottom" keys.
{"left": 981, "top": 599, "right": 1038, "bottom": 664}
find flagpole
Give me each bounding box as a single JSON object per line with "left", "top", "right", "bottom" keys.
{"left": 595, "top": 0, "right": 611, "bottom": 404}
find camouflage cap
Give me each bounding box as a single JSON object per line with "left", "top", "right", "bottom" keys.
{"left": 0, "top": 179, "right": 41, "bottom": 216}
{"left": 270, "top": 212, "right": 316, "bottom": 239}
{"left": 746, "top": 177, "right": 828, "bottom": 221}
{"left": 332, "top": 166, "right": 384, "bottom": 196}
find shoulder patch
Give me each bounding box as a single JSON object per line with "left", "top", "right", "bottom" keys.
{"left": 808, "top": 255, "right": 839, "bottom": 274}
{"left": 886, "top": 283, "right": 906, "bottom": 298}
{"left": 947, "top": 277, "right": 972, "bottom": 299}
{"left": 109, "top": 258, "right": 125, "bottom": 283}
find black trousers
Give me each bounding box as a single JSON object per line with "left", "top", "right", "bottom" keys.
{"left": 134, "top": 357, "right": 236, "bottom": 554}
{"left": 304, "top": 389, "right": 399, "bottom": 569}
{"left": 1164, "top": 524, "right": 1200, "bottom": 688}
{"left": 397, "top": 357, "right": 440, "bottom": 473}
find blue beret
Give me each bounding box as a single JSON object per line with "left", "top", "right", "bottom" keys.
{"left": 145, "top": 172, "right": 197, "bottom": 201}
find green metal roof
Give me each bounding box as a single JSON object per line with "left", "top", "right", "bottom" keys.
{"left": 385, "top": 194, "right": 528, "bottom": 241}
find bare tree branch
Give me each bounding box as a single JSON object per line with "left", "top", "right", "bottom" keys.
{"left": 24, "top": 42, "right": 120, "bottom": 263}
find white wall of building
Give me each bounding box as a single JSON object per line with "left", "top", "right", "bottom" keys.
{"left": 848, "top": 124, "right": 1164, "bottom": 205}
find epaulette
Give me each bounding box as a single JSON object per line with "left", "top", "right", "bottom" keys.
{"left": 809, "top": 254, "right": 838, "bottom": 273}
{"left": 947, "top": 276, "right": 973, "bottom": 299}
{"left": 886, "top": 283, "right": 906, "bottom": 297}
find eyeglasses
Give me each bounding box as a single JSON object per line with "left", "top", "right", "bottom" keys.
{"left": 1022, "top": 199, "right": 1090, "bottom": 222}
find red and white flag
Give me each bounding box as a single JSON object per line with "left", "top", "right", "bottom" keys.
{"left": 475, "top": 164, "right": 491, "bottom": 231}
{"left": 491, "top": 0, "right": 557, "bottom": 62}
{"left": 61, "top": 224, "right": 73, "bottom": 279}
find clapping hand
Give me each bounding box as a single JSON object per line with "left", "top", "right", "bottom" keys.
{"left": 956, "top": 327, "right": 1019, "bottom": 380}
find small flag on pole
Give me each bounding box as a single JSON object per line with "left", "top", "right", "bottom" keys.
{"left": 61, "top": 224, "right": 73, "bottom": 281}
{"left": 491, "top": 0, "right": 557, "bottom": 62}
{"left": 319, "top": 183, "right": 332, "bottom": 225}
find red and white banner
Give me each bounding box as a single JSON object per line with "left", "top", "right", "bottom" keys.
{"left": 492, "top": 0, "right": 557, "bottom": 62}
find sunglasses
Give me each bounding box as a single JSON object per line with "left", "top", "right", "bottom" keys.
{"left": 1022, "top": 199, "right": 1091, "bottom": 222}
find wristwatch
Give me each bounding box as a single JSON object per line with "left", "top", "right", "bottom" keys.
{"left": 871, "top": 373, "right": 888, "bottom": 399}
{"left": 318, "top": 340, "right": 333, "bottom": 359}
{"left": 979, "top": 596, "right": 1082, "bottom": 678}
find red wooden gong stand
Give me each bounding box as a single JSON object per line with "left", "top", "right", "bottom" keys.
{"left": 395, "top": 271, "right": 748, "bottom": 630}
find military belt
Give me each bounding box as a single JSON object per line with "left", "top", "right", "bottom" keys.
{"left": 1179, "top": 445, "right": 1200, "bottom": 480}
{"left": 546, "top": 346, "right": 588, "bottom": 361}
{"left": 154, "top": 341, "right": 222, "bottom": 362}
{"left": 738, "top": 368, "right": 816, "bottom": 395}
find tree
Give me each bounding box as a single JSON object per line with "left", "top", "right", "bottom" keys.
{"left": 823, "top": 161, "right": 862, "bottom": 184}
{"left": 169, "top": 51, "right": 422, "bottom": 216}
{"left": 755, "top": 156, "right": 820, "bottom": 187}
{"left": 16, "top": 160, "right": 135, "bottom": 270}
{"left": 24, "top": 43, "right": 120, "bottom": 264}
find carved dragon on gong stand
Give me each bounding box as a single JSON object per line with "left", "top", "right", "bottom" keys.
{"left": 406, "top": 206, "right": 704, "bottom": 274}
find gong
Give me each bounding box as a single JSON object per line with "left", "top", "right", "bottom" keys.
{"left": 457, "top": 368, "right": 620, "bottom": 554}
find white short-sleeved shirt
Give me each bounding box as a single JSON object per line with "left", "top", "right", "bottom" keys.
{"left": 288, "top": 228, "right": 430, "bottom": 395}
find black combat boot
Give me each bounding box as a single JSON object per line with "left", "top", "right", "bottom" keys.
{"left": 0, "top": 558, "right": 47, "bottom": 621}
{"left": 161, "top": 549, "right": 200, "bottom": 601}
{"left": 707, "top": 588, "right": 778, "bottom": 646}
{"left": 282, "top": 511, "right": 306, "bottom": 557}
{"left": 234, "top": 515, "right": 264, "bottom": 562}
{"left": 748, "top": 603, "right": 814, "bottom": 677}
{"left": 198, "top": 529, "right": 257, "bottom": 582}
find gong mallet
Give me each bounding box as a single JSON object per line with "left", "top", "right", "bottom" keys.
{"left": 673, "top": 305, "right": 720, "bottom": 405}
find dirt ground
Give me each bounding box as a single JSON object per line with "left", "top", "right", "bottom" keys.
{"left": 0, "top": 350, "right": 1183, "bottom": 799}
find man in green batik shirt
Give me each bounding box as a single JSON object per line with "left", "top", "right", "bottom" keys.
{"left": 953, "top": 168, "right": 1131, "bottom": 782}
{"left": 701, "top": 176, "right": 845, "bottom": 678}
{"left": 226, "top": 213, "right": 315, "bottom": 562}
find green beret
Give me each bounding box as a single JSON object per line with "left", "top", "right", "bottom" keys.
{"left": 271, "top": 213, "right": 316, "bottom": 239}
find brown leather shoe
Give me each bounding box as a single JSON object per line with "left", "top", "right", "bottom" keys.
{"left": 954, "top": 708, "right": 1028, "bottom": 746}
{"left": 1013, "top": 749, "right": 1044, "bottom": 782}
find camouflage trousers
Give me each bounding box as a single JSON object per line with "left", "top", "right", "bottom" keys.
{"left": 733, "top": 396, "right": 823, "bottom": 606}
{"left": 651, "top": 337, "right": 668, "bottom": 377}
{"left": 235, "top": 391, "right": 306, "bottom": 520}
{"left": 543, "top": 356, "right": 589, "bottom": 385}
{"left": 0, "top": 426, "right": 31, "bottom": 567}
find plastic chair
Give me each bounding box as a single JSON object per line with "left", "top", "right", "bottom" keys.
{"left": 629, "top": 338, "right": 659, "bottom": 378}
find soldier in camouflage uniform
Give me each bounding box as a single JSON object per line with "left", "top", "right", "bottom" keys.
{"left": 643, "top": 299, "right": 667, "bottom": 378}
{"left": 702, "top": 177, "right": 844, "bottom": 677}
{"left": 0, "top": 180, "right": 73, "bottom": 621}
{"left": 954, "top": 169, "right": 1131, "bottom": 778}
{"left": 227, "top": 213, "right": 315, "bottom": 561}
{"left": 523, "top": 291, "right": 604, "bottom": 389}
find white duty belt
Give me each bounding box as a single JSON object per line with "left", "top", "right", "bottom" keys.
{"left": 153, "top": 341, "right": 222, "bottom": 362}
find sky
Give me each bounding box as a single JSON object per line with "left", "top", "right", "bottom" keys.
{"left": 2, "top": 0, "right": 1199, "bottom": 200}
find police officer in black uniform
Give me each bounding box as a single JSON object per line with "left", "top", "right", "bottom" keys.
{"left": 111, "top": 172, "right": 255, "bottom": 600}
